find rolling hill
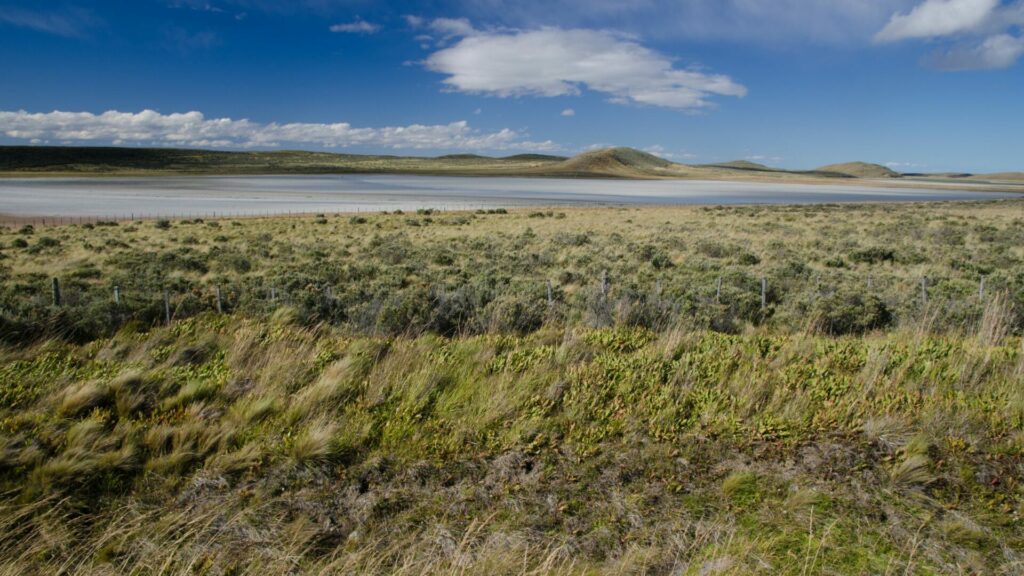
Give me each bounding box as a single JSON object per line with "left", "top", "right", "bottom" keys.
{"left": 545, "top": 147, "right": 678, "bottom": 178}
{"left": 2, "top": 146, "right": 1021, "bottom": 191}
{"left": 815, "top": 161, "right": 901, "bottom": 179}
{"left": 699, "top": 160, "right": 777, "bottom": 172}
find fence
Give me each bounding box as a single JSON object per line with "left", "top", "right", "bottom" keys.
{"left": 10, "top": 268, "right": 1013, "bottom": 342}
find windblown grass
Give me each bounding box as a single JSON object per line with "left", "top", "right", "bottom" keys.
{"left": 2, "top": 201, "right": 1023, "bottom": 573}
{"left": 1, "top": 314, "right": 1022, "bottom": 574}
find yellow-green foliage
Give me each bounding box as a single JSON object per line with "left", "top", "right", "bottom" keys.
{"left": 2, "top": 201, "right": 1023, "bottom": 342}
{"left": 1, "top": 315, "right": 1023, "bottom": 573}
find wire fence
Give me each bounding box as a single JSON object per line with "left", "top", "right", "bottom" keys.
{"left": 5, "top": 267, "right": 1017, "bottom": 345}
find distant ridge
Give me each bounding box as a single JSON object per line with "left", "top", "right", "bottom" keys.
{"left": 971, "top": 172, "right": 1024, "bottom": 182}
{"left": 701, "top": 160, "right": 777, "bottom": 172}
{"left": 816, "top": 162, "right": 900, "bottom": 179}
{"left": 1, "top": 146, "right": 1021, "bottom": 192}
{"left": 435, "top": 154, "right": 489, "bottom": 160}
{"left": 502, "top": 153, "right": 568, "bottom": 161}
{"left": 552, "top": 147, "right": 676, "bottom": 178}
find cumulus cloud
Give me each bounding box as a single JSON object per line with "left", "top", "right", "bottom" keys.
{"left": 427, "top": 17, "right": 476, "bottom": 38}
{"left": 0, "top": 109, "right": 558, "bottom": 152}
{"left": 560, "top": 108, "right": 575, "bottom": 117}
{"left": 422, "top": 24, "right": 746, "bottom": 111}
{"left": 927, "top": 33, "right": 1024, "bottom": 68}
{"left": 875, "top": 0, "right": 1024, "bottom": 69}
{"left": 329, "top": 19, "right": 379, "bottom": 34}
{"left": 875, "top": 0, "right": 998, "bottom": 42}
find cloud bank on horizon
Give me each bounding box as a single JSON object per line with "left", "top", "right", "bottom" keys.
{"left": 0, "top": 109, "right": 557, "bottom": 152}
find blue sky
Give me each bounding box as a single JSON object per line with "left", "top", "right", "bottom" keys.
{"left": 1, "top": 0, "right": 1022, "bottom": 172}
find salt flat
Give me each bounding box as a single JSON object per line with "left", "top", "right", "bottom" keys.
{"left": 0, "top": 174, "right": 1016, "bottom": 218}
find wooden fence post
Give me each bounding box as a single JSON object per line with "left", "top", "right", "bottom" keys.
{"left": 921, "top": 278, "right": 928, "bottom": 306}
{"left": 163, "top": 289, "right": 171, "bottom": 325}
{"left": 979, "top": 276, "right": 986, "bottom": 300}
{"left": 52, "top": 278, "right": 62, "bottom": 307}
{"left": 216, "top": 286, "right": 224, "bottom": 314}
{"left": 761, "top": 277, "right": 767, "bottom": 311}
{"left": 113, "top": 285, "right": 120, "bottom": 305}
{"left": 547, "top": 280, "right": 554, "bottom": 306}
{"left": 716, "top": 277, "right": 722, "bottom": 304}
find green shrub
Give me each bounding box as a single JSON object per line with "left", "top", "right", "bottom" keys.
{"left": 812, "top": 290, "right": 893, "bottom": 335}
{"left": 850, "top": 247, "right": 895, "bottom": 265}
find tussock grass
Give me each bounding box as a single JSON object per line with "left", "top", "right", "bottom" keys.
{"left": 2, "top": 201, "right": 1024, "bottom": 573}
{"left": 1, "top": 314, "right": 1022, "bottom": 573}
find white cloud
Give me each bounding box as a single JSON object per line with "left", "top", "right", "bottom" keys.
{"left": 927, "top": 33, "right": 1024, "bottom": 69}
{"left": 0, "top": 109, "right": 558, "bottom": 152}
{"left": 875, "top": 0, "right": 998, "bottom": 42}
{"left": 423, "top": 25, "right": 746, "bottom": 111}
{"left": 428, "top": 17, "right": 476, "bottom": 38}
{"left": 875, "top": 0, "right": 1024, "bottom": 69}
{"left": 560, "top": 108, "right": 575, "bottom": 117}
{"left": 0, "top": 6, "right": 100, "bottom": 37}
{"left": 329, "top": 20, "right": 380, "bottom": 34}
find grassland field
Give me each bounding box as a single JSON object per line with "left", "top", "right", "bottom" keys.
{"left": 1, "top": 200, "right": 1024, "bottom": 574}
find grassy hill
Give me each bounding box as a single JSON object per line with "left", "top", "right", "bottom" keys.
{"left": 545, "top": 147, "right": 678, "bottom": 178}
{"left": 0, "top": 146, "right": 568, "bottom": 177}
{"left": 4, "top": 146, "right": 1024, "bottom": 193}
{"left": 699, "top": 160, "right": 778, "bottom": 172}
{"left": 1, "top": 201, "right": 1023, "bottom": 573}
{"left": 816, "top": 162, "right": 901, "bottom": 179}
{"left": 970, "top": 172, "right": 1024, "bottom": 183}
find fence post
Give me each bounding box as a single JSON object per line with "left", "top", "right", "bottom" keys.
{"left": 979, "top": 276, "right": 986, "bottom": 300}
{"left": 920, "top": 277, "right": 928, "bottom": 306}
{"left": 113, "top": 285, "right": 120, "bottom": 305}
{"left": 760, "top": 277, "right": 767, "bottom": 311}
{"left": 546, "top": 280, "right": 553, "bottom": 306}
{"left": 216, "top": 285, "right": 224, "bottom": 314}
{"left": 52, "top": 278, "right": 62, "bottom": 307}
{"left": 163, "top": 289, "right": 171, "bottom": 325}
{"left": 601, "top": 270, "right": 609, "bottom": 296}
{"left": 716, "top": 277, "right": 722, "bottom": 304}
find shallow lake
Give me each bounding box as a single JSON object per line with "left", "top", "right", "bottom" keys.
{"left": 0, "top": 175, "right": 1017, "bottom": 218}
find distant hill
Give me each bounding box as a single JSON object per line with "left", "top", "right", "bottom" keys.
{"left": 435, "top": 154, "right": 489, "bottom": 160}
{"left": 0, "top": 146, "right": 566, "bottom": 177}
{"left": 816, "top": 162, "right": 900, "bottom": 179}
{"left": 970, "top": 172, "right": 1024, "bottom": 182}
{"left": 552, "top": 147, "right": 676, "bottom": 178}
{"left": 2, "top": 146, "right": 1021, "bottom": 191}
{"left": 502, "top": 153, "right": 568, "bottom": 161}
{"left": 700, "top": 160, "right": 777, "bottom": 172}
